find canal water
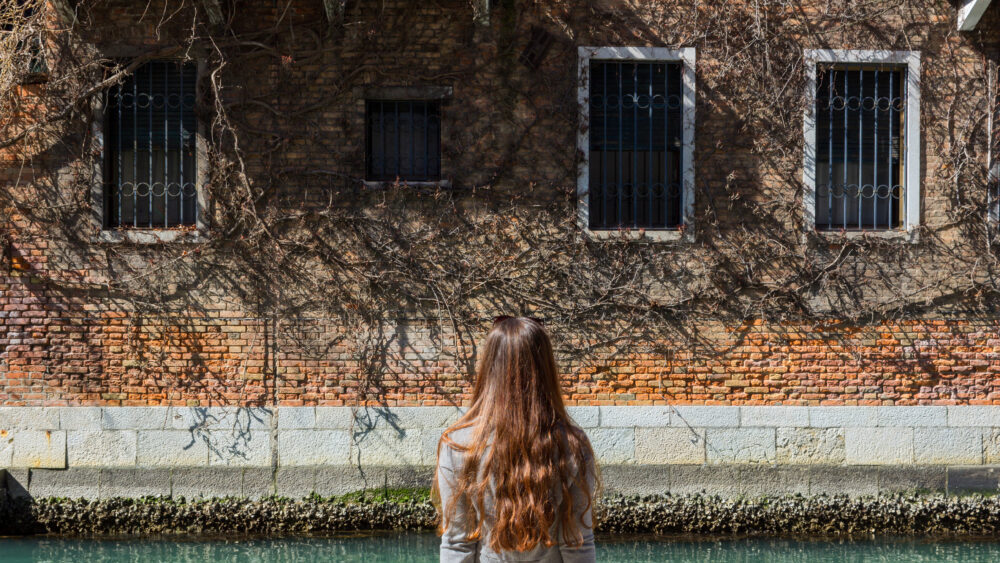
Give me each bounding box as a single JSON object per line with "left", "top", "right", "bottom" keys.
{"left": 3, "top": 533, "right": 1000, "bottom": 561}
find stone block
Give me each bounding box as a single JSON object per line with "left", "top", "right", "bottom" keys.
{"left": 67, "top": 430, "right": 137, "bottom": 467}
{"left": 278, "top": 407, "right": 316, "bottom": 430}
{"left": 354, "top": 428, "right": 424, "bottom": 466}
{"left": 167, "top": 407, "right": 272, "bottom": 432}
{"left": 172, "top": 468, "right": 243, "bottom": 499}
{"left": 706, "top": 428, "right": 776, "bottom": 464}
{"left": 208, "top": 430, "right": 272, "bottom": 467}
{"left": 0, "top": 407, "right": 60, "bottom": 430}
{"left": 738, "top": 466, "right": 810, "bottom": 497}
{"left": 566, "top": 407, "right": 599, "bottom": 428}
{"left": 808, "top": 407, "right": 877, "bottom": 428}
{"left": 0, "top": 430, "right": 12, "bottom": 467}
{"left": 275, "top": 467, "right": 315, "bottom": 497}
{"left": 4, "top": 468, "right": 30, "bottom": 500}
{"left": 947, "top": 406, "right": 1000, "bottom": 427}
{"left": 242, "top": 468, "right": 275, "bottom": 499}
{"left": 421, "top": 428, "right": 445, "bottom": 466}
{"left": 103, "top": 407, "right": 168, "bottom": 430}
{"left": 878, "top": 466, "right": 946, "bottom": 494}
{"left": 28, "top": 468, "right": 101, "bottom": 499}
{"left": 844, "top": 427, "right": 913, "bottom": 465}
{"left": 277, "top": 430, "right": 351, "bottom": 466}
{"left": 99, "top": 468, "right": 171, "bottom": 498}
{"left": 314, "top": 466, "right": 366, "bottom": 497}
{"left": 600, "top": 406, "right": 670, "bottom": 428}
{"left": 740, "top": 406, "right": 809, "bottom": 428}
{"left": 12, "top": 430, "right": 66, "bottom": 468}
{"left": 634, "top": 428, "right": 704, "bottom": 464}
{"left": 947, "top": 466, "right": 1000, "bottom": 495}
{"left": 315, "top": 407, "right": 355, "bottom": 429}
{"left": 137, "top": 431, "right": 209, "bottom": 467}
{"left": 776, "top": 428, "right": 845, "bottom": 464}
{"left": 985, "top": 429, "right": 1000, "bottom": 464}
{"left": 585, "top": 428, "right": 634, "bottom": 464}
{"left": 669, "top": 465, "right": 742, "bottom": 496}
{"left": 59, "top": 408, "right": 103, "bottom": 430}
{"left": 876, "top": 406, "right": 947, "bottom": 427}
{"left": 598, "top": 465, "right": 670, "bottom": 496}
{"left": 353, "top": 407, "right": 460, "bottom": 431}
{"left": 669, "top": 406, "right": 739, "bottom": 428}
{"left": 808, "top": 466, "right": 879, "bottom": 497}
{"left": 913, "top": 428, "right": 983, "bottom": 465}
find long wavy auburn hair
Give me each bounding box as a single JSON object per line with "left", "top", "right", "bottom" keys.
{"left": 432, "top": 316, "right": 598, "bottom": 553}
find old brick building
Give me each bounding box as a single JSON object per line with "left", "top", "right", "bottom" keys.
{"left": 1, "top": 1, "right": 1000, "bottom": 498}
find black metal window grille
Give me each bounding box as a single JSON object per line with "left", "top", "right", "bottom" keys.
{"left": 588, "top": 60, "right": 684, "bottom": 230}
{"left": 104, "top": 60, "right": 197, "bottom": 229}
{"left": 815, "top": 65, "right": 905, "bottom": 230}
{"left": 366, "top": 100, "right": 441, "bottom": 182}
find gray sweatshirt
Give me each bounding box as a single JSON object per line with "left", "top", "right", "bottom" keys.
{"left": 436, "top": 426, "right": 597, "bottom": 563}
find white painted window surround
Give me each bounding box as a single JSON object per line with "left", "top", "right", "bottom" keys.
{"left": 958, "top": 0, "right": 993, "bottom": 30}
{"left": 802, "top": 49, "right": 921, "bottom": 240}
{"left": 577, "top": 46, "right": 696, "bottom": 242}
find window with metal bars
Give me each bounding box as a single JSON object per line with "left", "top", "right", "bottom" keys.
{"left": 588, "top": 60, "right": 684, "bottom": 230}
{"left": 366, "top": 100, "right": 441, "bottom": 182}
{"left": 815, "top": 65, "right": 906, "bottom": 231}
{"left": 103, "top": 60, "right": 198, "bottom": 229}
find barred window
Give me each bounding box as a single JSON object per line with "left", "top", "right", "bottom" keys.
{"left": 103, "top": 61, "right": 198, "bottom": 229}
{"left": 588, "top": 60, "right": 684, "bottom": 230}
{"left": 366, "top": 100, "right": 441, "bottom": 182}
{"left": 577, "top": 47, "right": 695, "bottom": 239}
{"left": 815, "top": 65, "right": 905, "bottom": 230}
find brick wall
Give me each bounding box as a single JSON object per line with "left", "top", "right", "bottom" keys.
{"left": 2, "top": 0, "right": 1000, "bottom": 407}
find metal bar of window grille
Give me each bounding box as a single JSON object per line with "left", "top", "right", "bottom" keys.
{"left": 857, "top": 70, "right": 865, "bottom": 229}
{"left": 827, "top": 69, "right": 833, "bottom": 229}
{"left": 886, "top": 72, "right": 896, "bottom": 227}
{"left": 394, "top": 102, "right": 400, "bottom": 179}
{"left": 117, "top": 86, "right": 122, "bottom": 228}
{"left": 179, "top": 63, "right": 184, "bottom": 226}
{"left": 409, "top": 101, "right": 415, "bottom": 179}
{"left": 379, "top": 101, "right": 385, "bottom": 179}
{"left": 665, "top": 62, "right": 669, "bottom": 227}
{"left": 148, "top": 68, "right": 153, "bottom": 226}
{"left": 617, "top": 65, "right": 623, "bottom": 228}
{"left": 647, "top": 63, "right": 653, "bottom": 227}
{"left": 423, "top": 101, "right": 428, "bottom": 178}
{"left": 602, "top": 63, "right": 607, "bottom": 227}
{"left": 874, "top": 69, "right": 879, "bottom": 230}
{"left": 842, "top": 70, "right": 848, "bottom": 230}
{"left": 899, "top": 68, "right": 906, "bottom": 228}
{"left": 133, "top": 69, "right": 138, "bottom": 228}
{"left": 164, "top": 62, "right": 169, "bottom": 228}
{"left": 633, "top": 63, "right": 639, "bottom": 227}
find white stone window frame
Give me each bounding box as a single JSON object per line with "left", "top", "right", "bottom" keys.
{"left": 90, "top": 56, "right": 211, "bottom": 245}
{"left": 577, "top": 46, "right": 696, "bottom": 242}
{"left": 802, "top": 49, "right": 921, "bottom": 242}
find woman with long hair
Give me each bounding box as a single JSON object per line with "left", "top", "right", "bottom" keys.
{"left": 432, "top": 316, "right": 599, "bottom": 562}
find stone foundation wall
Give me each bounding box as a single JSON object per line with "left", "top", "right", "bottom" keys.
{"left": 5, "top": 405, "right": 1000, "bottom": 498}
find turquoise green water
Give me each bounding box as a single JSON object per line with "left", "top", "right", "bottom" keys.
{"left": 3, "top": 534, "right": 1000, "bottom": 562}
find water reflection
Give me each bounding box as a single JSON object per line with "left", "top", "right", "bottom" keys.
{"left": 3, "top": 534, "right": 1000, "bottom": 562}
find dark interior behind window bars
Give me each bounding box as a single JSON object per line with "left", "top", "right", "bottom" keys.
{"left": 588, "top": 60, "right": 684, "bottom": 230}
{"left": 366, "top": 100, "right": 441, "bottom": 182}
{"left": 104, "top": 60, "right": 197, "bottom": 229}
{"left": 815, "top": 64, "right": 905, "bottom": 231}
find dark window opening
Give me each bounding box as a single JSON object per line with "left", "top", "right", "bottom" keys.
{"left": 588, "top": 60, "right": 684, "bottom": 230}
{"left": 815, "top": 65, "right": 905, "bottom": 231}
{"left": 366, "top": 100, "right": 441, "bottom": 182}
{"left": 104, "top": 60, "right": 198, "bottom": 229}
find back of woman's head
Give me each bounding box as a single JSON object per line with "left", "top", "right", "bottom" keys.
{"left": 433, "top": 316, "right": 597, "bottom": 553}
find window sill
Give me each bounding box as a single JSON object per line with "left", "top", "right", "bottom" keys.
{"left": 362, "top": 180, "right": 451, "bottom": 189}
{"left": 582, "top": 227, "right": 693, "bottom": 243}
{"left": 809, "top": 229, "right": 919, "bottom": 244}
{"left": 94, "top": 229, "right": 208, "bottom": 244}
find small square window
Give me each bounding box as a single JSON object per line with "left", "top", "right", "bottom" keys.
{"left": 366, "top": 100, "right": 441, "bottom": 182}
{"left": 103, "top": 60, "right": 198, "bottom": 229}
